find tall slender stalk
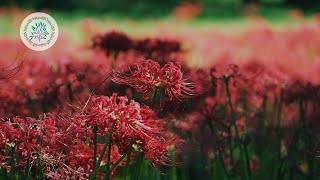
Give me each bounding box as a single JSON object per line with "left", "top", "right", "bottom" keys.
{"left": 9, "top": 146, "right": 15, "bottom": 180}
{"left": 298, "top": 98, "right": 305, "bottom": 126}
{"left": 109, "top": 154, "right": 127, "bottom": 174}
{"left": 111, "top": 51, "right": 119, "bottom": 69}
{"left": 104, "top": 154, "right": 127, "bottom": 180}
{"left": 170, "top": 148, "right": 177, "bottom": 180}
{"left": 276, "top": 90, "right": 283, "bottom": 168}
{"left": 151, "top": 88, "right": 158, "bottom": 109}
{"left": 223, "top": 76, "right": 251, "bottom": 180}
{"left": 66, "top": 82, "right": 73, "bottom": 102}
{"left": 270, "top": 96, "right": 278, "bottom": 127}
{"left": 133, "top": 152, "right": 144, "bottom": 180}
{"left": 104, "top": 131, "right": 114, "bottom": 180}
{"left": 123, "top": 140, "right": 133, "bottom": 180}
{"left": 91, "top": 123, "right": 115, "bottom": 180}
{"left": 93, "top": 126, "right": 98, "bottom": 169}
{"left": 24, "top": 158, "right": 31, "bottom": 180}
{"left": 132, "top": 88, "right": 158, "bottom": 180}
{"left": 36, "top": 153, "right": 44, "bottom": 180}
{"left": 276, "top": 89, "right": 283, "bottom": 134}
{"left": 217, "top": 151, "right": 231, "bottom": 180}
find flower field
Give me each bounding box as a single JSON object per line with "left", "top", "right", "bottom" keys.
{"left": 1, "top": 8, "right": 320, "bottom": 180}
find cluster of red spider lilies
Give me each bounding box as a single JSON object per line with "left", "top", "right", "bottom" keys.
{"left": 1, "top": 17, "right": 320, "bottom": 179}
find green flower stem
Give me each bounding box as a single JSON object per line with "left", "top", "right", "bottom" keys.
{"left": 147, "top": 50, "right": 152, "bottom": 59}
{"left": 276, "top": 89, "right": 283, "bottom": 134}
{"left": 9, "top": 146, "right": 15, "bottom": 180}
{"left": 217, "top": 151, "right": 231, "bottom": 180}
{"left": 104, "top": 130, "right": 115, "bottom": 180}
{"left": 151, "top": 88, "right": 158, "bottom": 109}
{"left": 107, "top": 154, "right": 127, "bottom": 177}
{"left": 110, "top": 51, "right": 119, "bottom": 68}
{"left": 123, "top": 140, "right": 134, "bottom": 180}
{"left": 93, "top": 126, "right": 98, "bottom": 170}
{"left": 36, "top": 153, "right": 44, "bottom": 180}
{"left": 223, "top": 76, "right": 251, "bottom": 180}
{"left": 171, "top": 150, "right": 177, "bottom": 180}
{"left": 24, "top": 158, "right": 31, "bottom": 180}
{"left": 91, "top": 123, "right": 115, "bottom": 180}
{"left": 277, "top": 156, "right": 287, "bottom": 180}
{"left": 66, "top": 82, "right": 73, "bottom": 102}
{"left": 298, "top": 98, "right": 305, "bottom": 126}
{"left": 134, "top": 152, "right": 145, "bottom": 180}
{"left": 276, "top": 90, "right": 283, "bottom": 161}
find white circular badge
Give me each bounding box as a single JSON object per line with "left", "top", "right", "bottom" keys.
{"left": 20, "top": 12, "right": 58, "bottom": 51}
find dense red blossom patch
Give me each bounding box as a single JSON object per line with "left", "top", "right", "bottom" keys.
{"left": 1, "top": 12, "right": 320, "bottom": 179}
{"left": 0, "top": 94, "right": 178, "bottom": 179}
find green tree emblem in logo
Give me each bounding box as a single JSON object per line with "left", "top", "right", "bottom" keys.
{"left": 29, "top": 21, "right": 49, "bottom": 41}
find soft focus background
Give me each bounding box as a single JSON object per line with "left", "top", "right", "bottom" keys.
{"left": 1, "top": 0, "right": 320, "bottom": 81}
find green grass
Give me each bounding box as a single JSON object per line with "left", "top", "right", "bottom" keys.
{"left": 0, "top": 5, "right": 316, "bottom": 40}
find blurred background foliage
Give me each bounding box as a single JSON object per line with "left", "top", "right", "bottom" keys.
{"left": 0, "top": 0, "right": 319, "bottom": 18}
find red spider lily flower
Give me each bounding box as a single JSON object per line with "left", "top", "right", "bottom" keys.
{"left": 79, "top": 94, "right": 180, "bottom": 169}
{"left": 111, "top": 59, "right": 202, "bottom": 101}
{"left": 13, "top": 117, "right": 40, "bottom": 167}
{"left": 144, "top": 137, "right": 174, "bottom": 170}
{"left": 36, "top": 113, "right": 124, "bottom": 179}
{"left": 144, "top": 134, "right": 183, "bottom": 172}
{"left": 0, "top": 94, "right": 177, "bottom": 179}
{"left": 36, "top": 115, "right": 92, "bottom": 179}
{"left": 111, "top": 60, "right": 161, "bottom": 99}
{"left": 161, "top": 61, "right": 201, "bottom": 100}
{"left": 0, "top": 120, "right": 20, "bottom": 170}
{"left": 92, "top": 31, "right": 134, "bottom": 56}
{"left": 82, "top": 94, "right": 167, "bottom": 153}
{"left": 0, "top": 117, "right": 39, "bottom": 170}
